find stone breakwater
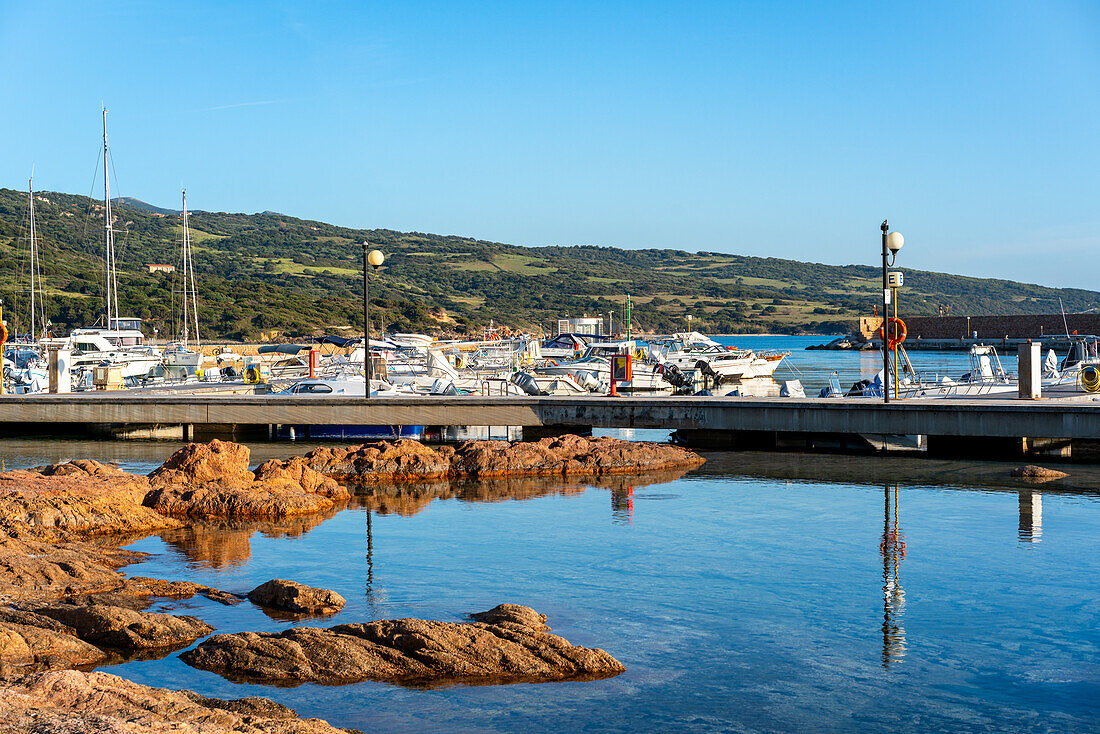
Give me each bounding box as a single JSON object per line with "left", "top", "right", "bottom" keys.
{"left": 306, "top": 434, "right": 707, "bottom": 482}
{"left": 0, "top": 436, "right": 695, "bottom": 730}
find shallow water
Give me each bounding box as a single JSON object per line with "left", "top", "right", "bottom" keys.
{"left": 2, "top": 434, "right": 1096, "bottom": 733}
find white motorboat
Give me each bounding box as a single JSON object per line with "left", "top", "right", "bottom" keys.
{"left": 534, "top": 342, "right": 671, "bottom": 394}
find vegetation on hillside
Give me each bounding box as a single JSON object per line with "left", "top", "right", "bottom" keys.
{"left": 0, "top": 186, "right": 1096, "bottom": 341}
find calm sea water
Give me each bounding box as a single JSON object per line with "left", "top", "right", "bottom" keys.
{"left": 721, "top": 335, "right": 1021, "bottom": 394}
{"left": 1, "top": 435, "right": 1096, "bottom": 733}
{"left": 0, "top": 335, "right": 1094, "bottom": 733}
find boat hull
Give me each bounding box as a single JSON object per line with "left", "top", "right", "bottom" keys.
{"left": 279, "top": 424, "right": 425, "bottom": 441}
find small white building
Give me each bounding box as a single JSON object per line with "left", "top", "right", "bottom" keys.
{"left": 556, "top": 317, "right": 605, "bottom": 336}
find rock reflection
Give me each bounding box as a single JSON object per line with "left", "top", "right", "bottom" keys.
{"left": 1018, "top": 491, "right": 1043, "bottom": 543}
{"left": 880, "top": 484, "right": 906, "bottom": 669}
{"left": 345, "top": 467, "right": 692, "bottom": 517}
{"left": 158, "top": 506, "right": 343, "bottom": 569}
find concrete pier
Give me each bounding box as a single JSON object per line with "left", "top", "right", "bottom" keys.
{"left": 1, "top": 395, "right": 1098, "bottom": 457}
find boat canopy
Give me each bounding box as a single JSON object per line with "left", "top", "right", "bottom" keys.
{"left": 315, "top": 335, "right": 359, "bottom": 348}
{"left": 257, "top": 344, "right": 309, "bottom": 355}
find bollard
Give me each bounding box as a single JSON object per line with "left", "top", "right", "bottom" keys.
{"left": 49, "top": 348, "right": 72, "bottom": 394}
{"left": 1018, "top": 342, "right": 1040, "bottom": 399}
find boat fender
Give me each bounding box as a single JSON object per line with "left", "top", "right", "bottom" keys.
{"left": 1082, "top": 365, "right": 1100, "bottom": 393}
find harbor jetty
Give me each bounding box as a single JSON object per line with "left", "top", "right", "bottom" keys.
{"left": 812, "top": 312, "right": 1100, "bottom": 352}
{"left": 2, "top": 393, "right": 1099, "bottom": 459}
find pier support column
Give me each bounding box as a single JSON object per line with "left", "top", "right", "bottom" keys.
{"left": 1018, "top": 491, "right": 1042, "bottom": 542}
{"left": 522, "top": 425, "right": 592, "bottom": 441}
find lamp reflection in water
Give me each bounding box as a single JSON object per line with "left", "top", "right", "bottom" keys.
{"left": 364, "top": 510, "right": 383, "bottom": 616}
{"left": 1018, "top": 490, "right": 1043, "bottom": 543}
{"left": 611, "top": 486, "right": 634, "bottom": 524}
{"left": 880, "top": 484, "right": 907, "bottom": 669}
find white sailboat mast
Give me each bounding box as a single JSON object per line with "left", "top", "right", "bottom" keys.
{"left": 27, "top": 175, "right": 44, "bottom": 339}
{"left": 102, "top": 108, "right": 120, "bottom": 329}
{"left": 180, "top": 190, "right": 200, "bottom": 347}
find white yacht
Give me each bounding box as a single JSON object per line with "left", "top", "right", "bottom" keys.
{"left": 57, "top": 319, "right": 163, "bottom": 378}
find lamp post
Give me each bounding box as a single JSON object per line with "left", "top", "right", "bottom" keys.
{"left": 362, "top": 244, "right": 385, "bottom": 399}
{"left": 880, "top": 221, "right": 904, "bottom": 403}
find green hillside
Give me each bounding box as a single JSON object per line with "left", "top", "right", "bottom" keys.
{"left": 0, "top": 186, "right": 1096, "bottom": 340}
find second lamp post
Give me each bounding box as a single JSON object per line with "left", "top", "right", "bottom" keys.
{"left": 362, "top": 243, "right": 385, "bottom": 400}
{"left": 880, "top": 221, "right": 904, "bottom": 403}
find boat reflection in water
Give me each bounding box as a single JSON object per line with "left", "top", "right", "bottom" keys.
{"left": 881, "top": 484, "right": 906, "bottom": 669}
{"left": 611, "top": 486, "right": 634, "bottom": 524}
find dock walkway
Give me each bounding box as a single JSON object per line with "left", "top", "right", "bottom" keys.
{"left": 2, "top": 394, "right": 1098, "bottom": 453}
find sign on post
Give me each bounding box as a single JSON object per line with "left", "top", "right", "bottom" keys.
{"left": 611, "top": 354, "right": 632, "bottom": 382}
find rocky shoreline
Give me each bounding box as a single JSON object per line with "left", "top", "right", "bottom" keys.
{"left": 0, "top": 435, "right": 702, "bottom": 731}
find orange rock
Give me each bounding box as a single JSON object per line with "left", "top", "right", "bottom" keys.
{"left": 0, "top": 670, "right": 350, "bottom": 733}
{"left": 182, "top": 604, "right": 624, "bottom": 686}
{"left": 307, "top": 435, "right": 704, "bottom": 483}
{"left": 148, "top": 439, "right": 254, "bottom": 488}
{"left": 0, "top": 464, "right": 176, "bottom": 541}
{"left": 145, "top": 443, "right": 350, "bottom": 521}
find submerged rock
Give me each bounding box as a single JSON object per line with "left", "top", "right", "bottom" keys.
{"left": 307, "top": 435, "right": 705, "bottom": 483}
{"left": 0, "top": 670, "right": 355, "bottom": 733}
{"left": 248, "top": 579, "right": 346, "bottom": 616}
{"left": 181, "top": 604, "right": 625, "bottom": 686}
{"left": 34, "top": 603, "right": 214, "bottom": 651}
{"left": 1010, "top": 465, "right": 1069, "bottom": 480}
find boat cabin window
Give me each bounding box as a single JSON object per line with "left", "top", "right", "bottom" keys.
{"left": 292, "top": 383, "right": 334, "bottom": 394}
{"left": 74, "top": 342, "right": 100, "bottom": 353}
{"left": 119, "top": 336, "right": 142, "bottom": 346}
{"left": 110, "top": 319, "right": 143, "bottom": 332}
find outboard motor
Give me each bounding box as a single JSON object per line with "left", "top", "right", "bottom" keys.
{"left": 510, "top": 371, "right": 543, "bottom": 396}
{"left": 573, "top": 370, "right": 604, "bottom": 393}
{"left": 694, "top": 359, "right": 721, "bottom": 388}
{"left": 846, "top": 379, "right": 872, "bottom": 396}
{"left": 657, "top": 363, "right": 690, "bottom": 389}
{"left": 430, "top": 378, "right": 459, "bottom": 395}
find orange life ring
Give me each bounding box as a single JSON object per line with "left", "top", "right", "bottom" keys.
{"left": 877, "top": 317, "right": 907, "bottom": 350}
{"left": 0, "top": 323, "right": 7, "bottom": 344}
{"left": 548, "top": 359, "right": 558, "bottom": 366}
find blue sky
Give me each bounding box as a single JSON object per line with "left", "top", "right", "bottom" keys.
{"left": 1, "top": 1, "right": 1098, "bottom": 289}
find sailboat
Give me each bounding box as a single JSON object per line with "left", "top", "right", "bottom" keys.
{"left": 163, "top": 189, "right": 203, "bottom": 374}
{"left": 25, "top": 174, "right": 47, "bottom": 342}
{"left": 51, "top": 109, "right": 162, "bottom": 380}
{"left": 0, "top": 177, "right": 50, "bottom": 394}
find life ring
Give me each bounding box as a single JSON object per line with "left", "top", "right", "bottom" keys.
{"left": 877, "top": 317, "right": 907, "bottom": 350}
{"left": 547, "top": 359, "right": 558, "bottom": 366}
{"left": 0, "top": 323, "right": 7, "bottom": 344}
{"left": 489, "top": 333, "right": 501, "bottom": 341}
